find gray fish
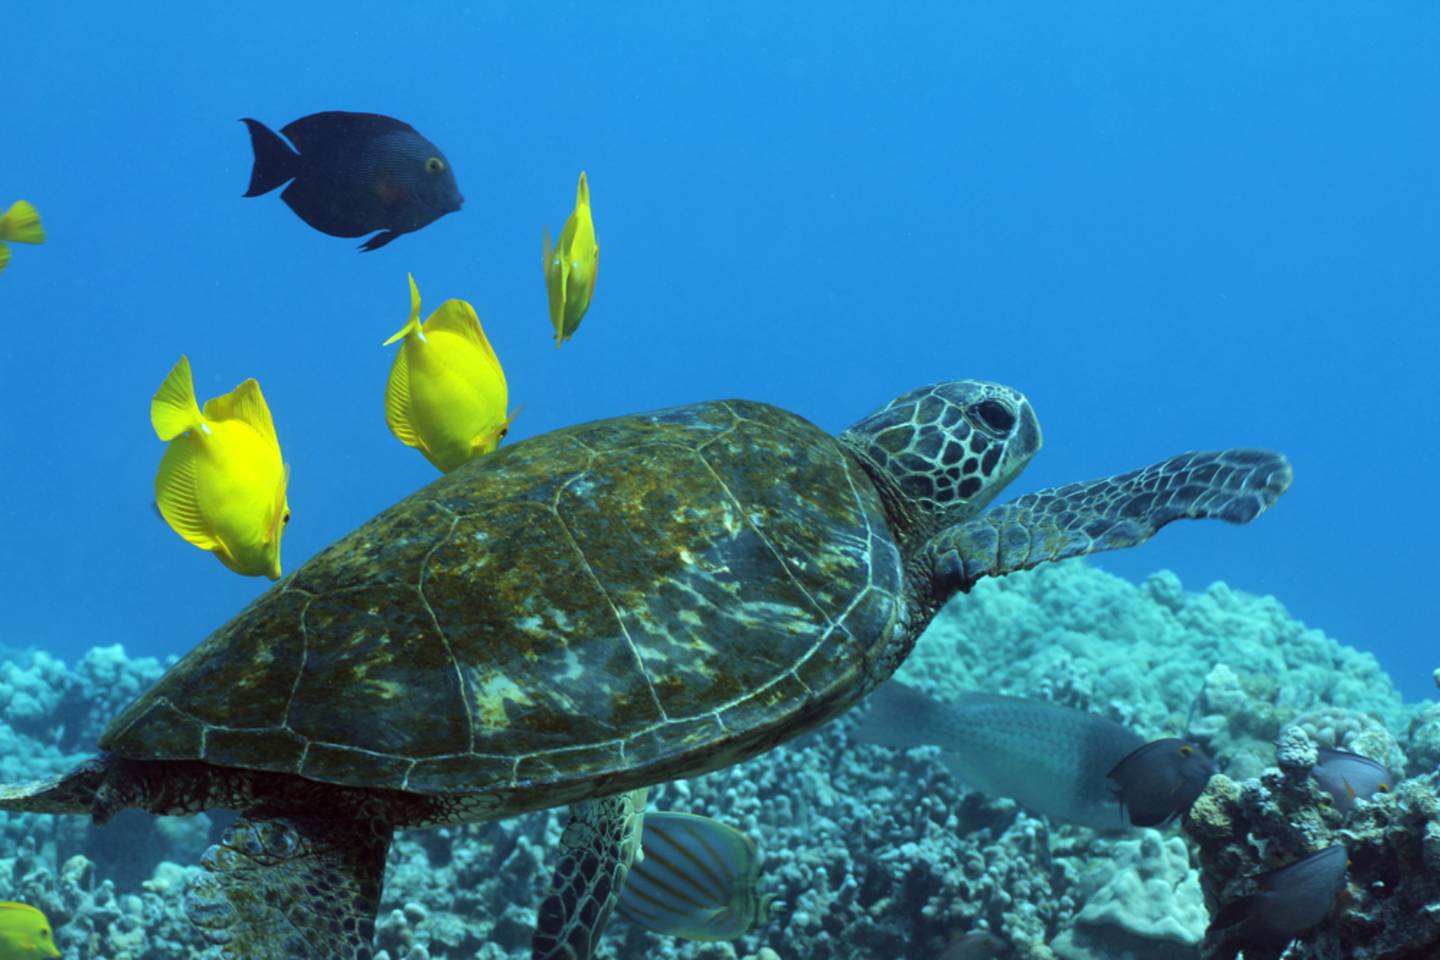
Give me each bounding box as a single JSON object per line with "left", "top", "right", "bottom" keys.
{"left": 1210, "top": 844, "right": 1348, "bottom": 947}
{"left": 855, "top": 681, "right": 1144, "bottom": 829}
{"left": 1311, "top": 747, "right": 1393, "bottom": 813}
{"left": 241, "top": 111, "right": 463, "bottom": 251}
{"left": 1107, "top": 737, "right": 1216, "bottom": 826}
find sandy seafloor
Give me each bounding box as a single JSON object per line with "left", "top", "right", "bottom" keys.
{"left": 2, "top": 559, "right": 1437, "bottom": 959}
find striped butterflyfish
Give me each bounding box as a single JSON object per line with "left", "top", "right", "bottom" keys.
{"left": 617, "top": 811, "right": 774, "bottom": 941}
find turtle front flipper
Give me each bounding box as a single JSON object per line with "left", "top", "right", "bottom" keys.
{"left": 532, "top": 788, "right": 648, "bottom": 960}
{"left": 927, "top": 449, "right": 1292, "bottom": 595}
{"left": 185, "top": 815, "right": 392, "bottom": 959}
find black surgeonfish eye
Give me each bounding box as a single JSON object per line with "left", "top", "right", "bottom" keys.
{"left": 425, "top": 157, "right": 446, "bottom": 174}
{"left": 974, "top": 399, "right": 1017, "bottom": 433}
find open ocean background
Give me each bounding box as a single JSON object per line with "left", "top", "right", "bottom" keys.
{"left": 2, "top": 2, "right": 1436, "bottom": 700}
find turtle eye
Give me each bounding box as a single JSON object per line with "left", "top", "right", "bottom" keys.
{"left": 974, "top": 399, "right": 1017, "bottom": 433}
{"left": 426, "top": 157, "right": 446, "bottom": 174}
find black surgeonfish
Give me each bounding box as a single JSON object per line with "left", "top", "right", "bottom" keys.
{"left": 1210, "top": 844, "right": 1348, "bottom": 948}
{"left": 1310, "top": 746, "right": 1393, "bottom": 813}
{"left": 1107, "top": 737, "right": 1216, "bottom": 827}
{"left": 241, "top": 111, "right": 463, "bottom": 251}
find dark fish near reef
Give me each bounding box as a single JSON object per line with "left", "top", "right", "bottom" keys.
{"left": 1210, "top": 844, "right": 1348, "bottom": 948}
{"left": 938, "top": 929, "right": 1007, "bottom": 959}
{"left": 1311, "top": 747, "right": 1393, "bottom": 813}
{"left": 1107, "top": 737, "right": 1216, "bottom": 826}
{"left": 855, "top": 680, "right": 1146, "bottom": 829}
{"left": 241, "top": 111, "right": 463, "bottom": 251}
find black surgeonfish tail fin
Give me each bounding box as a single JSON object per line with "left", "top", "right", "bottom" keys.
{"left": 359, "top": 229, "right": 401, "bottom": 252}
{"left": 240, "top": 119, "right": 301, "bottom": 197}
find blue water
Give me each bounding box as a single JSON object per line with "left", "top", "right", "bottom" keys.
{"left": 3, "top": 3, "right": 1436, "bottom": 700}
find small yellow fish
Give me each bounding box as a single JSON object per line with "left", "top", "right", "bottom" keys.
{"left": 0, "top": 201, "right": 45, "bottom": 275}
{"left": 0, "top": 902, "right": 61, "bottom": 959}
{"left": 384, "top": 274, "right": 516, "bottom": 473}
{"left": 542, "top": 171, "right": 599, "bottom": 346}
{"left": 151, "top": 355, "right": 291, "bottom": 580}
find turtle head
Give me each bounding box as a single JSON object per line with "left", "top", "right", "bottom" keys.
{"left": 840, "top": 380, "right": 1042, "bottom": 544}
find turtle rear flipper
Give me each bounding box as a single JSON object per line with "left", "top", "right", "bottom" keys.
{"left": 186, "top": 815, "right": 391, "bottom": 960}
{"left": 928, "top": 449, "right": 1293, "bottom": 594}
{"left": 532, "top": 788, "right": 648, "bottom": 960}
{"left": 0, "top": 757, "right": 107, "bottom": 815}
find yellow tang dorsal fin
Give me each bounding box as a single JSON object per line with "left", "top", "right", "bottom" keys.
{"left": 202, "top": 378, "right": 278, "bottom": 453}
{"left": 0, "top": 201, "right": 45, "bottom": 244}
{"left": 151, "top": 355, "right": 204, "bottom": 442}
{"left": 154, "top": 440, "right": 220, "bottom": 550}
{"left": 384, "top": 345, "right": 421, "bottom": 449}
{"left": 426, "top": 299, "right": 498, "bottom": 364}
{"left": 384, "top": 272, "right": 425, "bottom": 346}
{"left": 575, "top": 170, "right": 590, "bottom": 208}
{"left": 0, "top": 243, "right": 11, "bottom": 275}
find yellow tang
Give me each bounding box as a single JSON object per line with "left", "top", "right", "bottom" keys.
{"left": 384, "top": 273, "right": 517, "bottom": 473}
{"left": 0, "top": 201, "right": 45, "bottom": 276}
{"left": 0, "top": 902, "right": 61, "bottom": 959}
{"left": 542, "top": 171, "right": 599, "bottom": 347}
{"left": 151, "top": 355, "right": 291, "bottom": 580}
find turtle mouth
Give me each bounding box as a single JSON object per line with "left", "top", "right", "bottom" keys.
{"left": 1017, "top": 402, "right": 1043, "bottom": 456}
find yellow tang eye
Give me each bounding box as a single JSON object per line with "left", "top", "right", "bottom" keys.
{"left": 426, "top": 157, "right": 446, "bottom": 174}
{"left": 283, "top": 510, "right": 292, "bottom": 525}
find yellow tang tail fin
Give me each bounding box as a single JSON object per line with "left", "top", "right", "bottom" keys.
{"left": 151, "top": 355, "right": 204, "bottom": 441}
{"left": 383, "top": 272, "right": 425, "bottom": 346}
{"left": 542, "top": 226, "right": 566, "bottom": 347}
{"left": 0, "top": 201, "right": 45, "bottom": 244}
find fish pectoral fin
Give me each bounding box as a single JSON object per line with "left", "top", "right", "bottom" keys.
{"left": 384, "top": 346, "right": 422, "bottom": 448}
{"left": 154, "top": 442, "right": 221, "bottom": 551}
{"left": 202, "top": 378, "right": 280, "bottom": 453}
{"left": 151, "top": 355, "right": 204, "bottom": 441}
{"left": 0, "top": 200, "right": 45, "bottom": 244}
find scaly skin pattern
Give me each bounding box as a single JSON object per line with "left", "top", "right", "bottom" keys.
{"left": 926, "top": 449, "right": 1293, "bottom": 596}
{"left": 531, "top": 788, "right": 648, "bottom": 960}
{"left": 100, "top": 400, "right": 906, "bottom": 816}
{"left": 186, "top": 813, "right": 393, "bottom": 960}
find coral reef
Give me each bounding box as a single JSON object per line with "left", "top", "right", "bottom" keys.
{"left": 1, "top": 562, "right": 1435, "bottom": 959}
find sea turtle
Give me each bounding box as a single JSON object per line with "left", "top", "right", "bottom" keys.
{"left": 0, "top": 380, "right": 1291, "bottom": 959}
